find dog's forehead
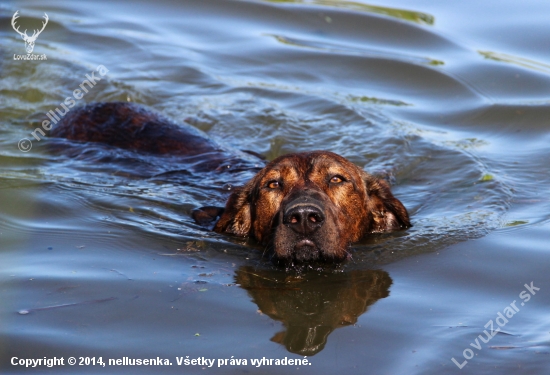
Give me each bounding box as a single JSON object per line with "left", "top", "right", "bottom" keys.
{"left": 262, "top": 157, "right": 301, "bottom": 179}
{"left": 264, "top": 152, "right": 354, "bottom": 178}
{"left": 309, "top": 153, "right": 347, "bottom": 170}
{"left": 308, "top": 153, "right": 363, "bottom": 181}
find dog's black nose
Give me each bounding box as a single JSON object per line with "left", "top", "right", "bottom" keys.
{"left": 283, "top": 204, "right": 325, "bottom": 235}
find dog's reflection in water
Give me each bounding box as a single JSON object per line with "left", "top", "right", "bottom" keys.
{"left": 235, "top": 266, "right": 392, "bottom": 355}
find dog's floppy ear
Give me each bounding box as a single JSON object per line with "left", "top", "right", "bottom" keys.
{"left": 212, "top": 185, "right": 253, "bottom": 237}
{"left": 361, "top": 171, "right": 411, "bottom": 232}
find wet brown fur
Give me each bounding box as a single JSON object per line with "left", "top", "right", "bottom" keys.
{"left": 213, "top": 151, "right": 410, "bottom": 264}
{"left": 51, "top": 102, "right": 410, "bottom": 265}
{"left": 50, "top": 102, "right": 221, "bottom": 156}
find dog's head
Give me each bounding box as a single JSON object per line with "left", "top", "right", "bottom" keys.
{"left": 205, "top": 151, "right": 410, "bottom": 265}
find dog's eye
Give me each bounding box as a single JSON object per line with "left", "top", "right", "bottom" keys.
{"left": 267, "top": 180, "right": 280, "bottom": 189}
{"left": 330, "top": 175, "right": 345, "bottom": 184}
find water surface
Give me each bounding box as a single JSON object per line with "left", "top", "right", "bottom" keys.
{"left": 1, "top": 0, "right": 549, "bottom": 374}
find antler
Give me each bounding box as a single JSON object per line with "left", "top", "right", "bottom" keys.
{"left": 31, "top": 13, "right": 49, "bottom": 40}
{"left": 11, "top": 11, "right": 48, "bottom": 41}
{"left": 11, "top": 11, "right": 26, "bottom": 38}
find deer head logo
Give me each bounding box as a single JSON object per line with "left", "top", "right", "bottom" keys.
{"left": 11, "top": 11, "right": 49, "bottom": 54}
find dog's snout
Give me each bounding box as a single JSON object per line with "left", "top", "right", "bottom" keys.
{"left": 283, "top": 203, "right": 325, "bottom": 235}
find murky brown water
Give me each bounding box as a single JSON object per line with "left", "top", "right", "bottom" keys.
{"left": 1, "top": 0, "right": 549, "bottom": 374}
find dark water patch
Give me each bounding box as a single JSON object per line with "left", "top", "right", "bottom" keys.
{"left": 236, "top": 266, "right": 392, "bottom": 356}
{"left": 258, "top": 0, "right": 435, "bottom": 25}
